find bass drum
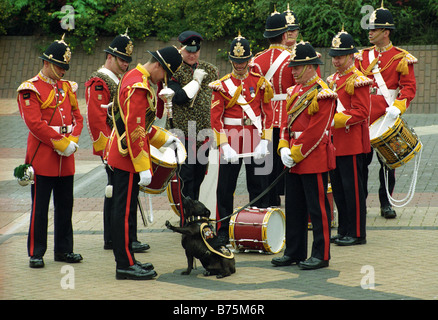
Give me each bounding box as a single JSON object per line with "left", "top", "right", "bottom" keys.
{"left": 166, "top": 174, "right": 182, "bottom": 216}
{"left": 229, "top": 207, "right": 285, "bottom": 254}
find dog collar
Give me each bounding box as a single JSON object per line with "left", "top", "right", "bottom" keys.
{"left": 185, "top": 216, "right": 209, "bottom": 224}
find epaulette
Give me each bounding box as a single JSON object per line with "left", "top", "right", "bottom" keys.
{"left": 286, "top": 85, "right": 297, "bottom": 96}
{"left": 395, "top": 47, "right": 418, "bottom": 64}
{"left": 316, "top": 79, "right": 337, "bottom": 100}
{"left": 326, "top": 73, "right": 335, "bottom": 85}
{"left": 354, "top": 47, "right": 374, "bottom": 61}
{"left": 250, "top": 70, "right": 262, "bottom": 78}
{"left": 208, "top": 79, "right": 226, "bottom": 92}
{"left": 17, "top": 79, "right": 39, "bottom": 95}
{"left": 352, "top": 70, "right": 373, "bottom": 87}
{"left": 131, "top": 81, "right": 151, "bottom": 90}
{"left": 67, "top": 80, "right": 78, "bottom": 93}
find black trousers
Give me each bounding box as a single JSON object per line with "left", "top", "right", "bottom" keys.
{"left": 103, "top": 164, "right": 139, "bottom": 244}
{"left": 179, "top": 139, "right": 209, "bottom": 201}
{"left": 216, "top": 157, "right": 269, "bottom": 237}
{"left": 284, "top": 172, "right": 331, "bottom": 261}
{"left": 111, "top": 168, "right": 140, "bottom": 269}
{"left": 364, "top": 150, "right": 396, "bottom": 208}
{"left": 266, "top": 128, "right": 285, "bottom": 206}
{"left": 28, "top": 175, "right": 74, "bottom": 258}
{"left": 330, "top": 154, "right": 367, "bottom": 238}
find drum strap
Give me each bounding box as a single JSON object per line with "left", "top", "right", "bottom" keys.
{"left": 369, "top": 49, "right": 397, "bottom": 107}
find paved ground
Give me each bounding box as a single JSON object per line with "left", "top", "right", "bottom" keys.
{"left": 1, "top": 99, "right": 437, "bottom": 304}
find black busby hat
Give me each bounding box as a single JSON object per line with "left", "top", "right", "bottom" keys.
{"left": 368, "top": 2, "right": 395, "bottom": 30}
{"left": 178, "top": 31, "right": 203, "bottom": 53}
{"left": 288, "top": 41, "right": 323, "bottom": 67}
{"left": 283, "top": 4, "right": 300, "bottom": 31}
{"left": 148, "top": 46, "right": 183, "bottom": 76}
{"left": 329, "top": 27, "right": 358, "bottom": 57}
{"left": 229, "top": 32, "right": 253, "bottom": 63}
{"left": 104, "top": 29, "right": 134, "bottom": 63}
{"left": 263, "top": 10, "right": 288, "bottom": 38}
{"left": 39, "top": 34, "right": 71, "bottom": 71}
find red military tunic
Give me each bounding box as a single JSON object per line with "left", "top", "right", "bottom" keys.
{"left": 17, "top": 71, "right": 83, "bottom": 176}
{"left": 106, "top": 64, "right": 169, "bottom": 173}
{"left": 209, "top": 71, "right": 273, "bottom": 153}
{"left": 327, "top": 66, "right": 372, "bottom": 156}
{"left": 355, "top": 43, "right": 417, "bottom": 124}
{"left": 85, "top": 68, "right": 119, "bottom": 157}
{"left": 279, "top": 76, "right": 337, "bottom": 174}
{"left": 251, "top": 45, "right": 295, "bottom": 128}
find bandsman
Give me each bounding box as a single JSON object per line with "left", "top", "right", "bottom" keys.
{"left": 355, "top": 3, "right": 417, "bottom": 219}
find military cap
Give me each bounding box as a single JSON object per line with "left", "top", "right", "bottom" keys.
{"left": 149, "top": 46, "right": 183, "bottom": 76}
{"left": 39, "top": 34, "right": 71, "bottom": 71}
{"left": 288, "top": 41, "right": 323, "bottom": 67}
{"left": 229, "top": 32, "right": 253, "bottom": 63}
{"left": 104, "top": 30, "right": 134, "bottom": 63}
{"left": 329, "top": 28, "right": 358, "bottom": 57}
{"left": 263, "top": 10, "right": 288, "bottom": 38}
{"left": 178, "top": 31, "right": 203, "bottom": 53}
{"left": 368, "top": 4, "right": 395, "bottom": 30}
{"left": 283, "top": 4, "right": 300, "bottom": 31}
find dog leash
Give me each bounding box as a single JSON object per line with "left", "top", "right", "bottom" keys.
{"left": 213, "top": 166, "right": 289, "bottom": 224}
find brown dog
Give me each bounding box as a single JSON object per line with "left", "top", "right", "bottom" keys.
{"left": 165, "top": 197, "right": 236, "bottom": 278}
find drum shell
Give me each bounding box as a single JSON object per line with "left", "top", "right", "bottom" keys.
{"left": 369, "top": 116, "right": 422, "bottom": 169}
{"left": 229, "top": 207, "right": 285, "bottom": 253}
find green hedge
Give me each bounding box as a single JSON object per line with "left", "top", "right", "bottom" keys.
{"left": 1, "top": 0, "right": 437, "bottom": 55}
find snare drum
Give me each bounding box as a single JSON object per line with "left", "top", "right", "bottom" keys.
{"left": 369, "top": 115, "right": 422, "bottom": 169}
{"left": 140, "top": 128, "right": 186, "bottom": 194}
{"left": 229, "top": 207, "right": 285, "bottom": 253}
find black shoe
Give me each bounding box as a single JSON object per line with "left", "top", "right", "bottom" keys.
{"left": 135, "top": 260, "right": 154, "bottom": 271}
{"left": 132, "top": 241, "right": 150, "bottom": 253}
{"left": 271, "top": 255, "right": 301, "bottom": 267}
{"left": 116, "top": 264, "right": 157, "bottom": 280}
{"left": 54, "top": 252, "right": 83, "bottom": 263}
{"left": 334, "top": 236, "right": 367, "bottom": 246}
{"left": 104, "top": 241, "right": 113, "bottom": 250}
{"left": 29, "top": 256, "right": 44, "bottom": 268}
{"left": 381, "top": 206, "right": 397, "bottom": 219}
{"left": 330, "top": 234, "right": 344, "bottom": 243}
{"left": 298, "top": 257, "right": 329, "bottom": 270}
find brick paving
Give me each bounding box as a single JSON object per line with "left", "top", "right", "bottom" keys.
{"left": 1, "top": 99, "right": 438, "bottom": 303}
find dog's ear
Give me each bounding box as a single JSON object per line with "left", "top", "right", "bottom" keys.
{"left": 205, "top": 208, "right": 211, "bottom": 218}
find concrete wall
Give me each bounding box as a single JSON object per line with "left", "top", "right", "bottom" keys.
{"left": 1, "top": 36, "right": 436, "bottom": 113}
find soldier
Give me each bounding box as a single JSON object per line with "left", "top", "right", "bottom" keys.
{"left": 166, "top": 31, "right": 218, "bottom": 203}
{"left": 271, "top": 41, "right": 336, "bottom": 270}
{"left": 355, "top": 4, "right": 417, "bottom": 219}
{"left": 85, "top": 31, "right": 149, "bottom": 252}
{"left": 282, "top": 4, "right": 300, "bottom": 49}
{"left": 327, "top": 29, "right": 372, "bottom": 246}
{"left": 209, "top": 33, "right": 273, "bottom": 245}
{"left": 106, "top": 46, "right": 183, "bottom": 280}
{"left": 17, "top": 35, "right": 84, "bottom": 268}
{"left": 251, "top": 10, "right": 295, "bottom": 207}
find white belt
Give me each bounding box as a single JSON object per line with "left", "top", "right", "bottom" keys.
{"left": 271, "top": 94, "right": 287, "bottom": 101}
{"left": 223, "top": 116, "right": 260, "bottom": 126}
{"left": 370, "top": 87, "right": 398, "bottom": 99}
{"left": 50, "top": 125, "right": 73, "bottom": 134}
{"left": 291, "top": 130, "right": 328, "bottom": 139}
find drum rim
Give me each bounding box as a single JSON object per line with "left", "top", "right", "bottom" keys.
{"left": 370, "top": 116, "right": 401, "bottom": 142}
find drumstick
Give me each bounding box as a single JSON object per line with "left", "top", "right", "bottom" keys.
{"left": 236, "top": 151, "right": 270, "bottom": 158}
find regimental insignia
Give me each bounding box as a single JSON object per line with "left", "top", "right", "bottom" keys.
{"left": 233, "top": 42, "right": 245, "bottom": 57}
{"left": 125, "top": 40, "right": 134, "bottom": 56}
{"left": 63, "top": 47, "right": 71, "bottom": 63}
{"left": 332, "top": 34, "right": 342, "bottom": 48}
{"left": 285, "top": 13, "right": 295, "bottom": 24}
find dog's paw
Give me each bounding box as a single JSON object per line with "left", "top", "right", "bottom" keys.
{"left": 181, "top": 270, "right": 191, "bottom": 275}
{"left": 165, "top": 220, "right": 172, "bottom": 229}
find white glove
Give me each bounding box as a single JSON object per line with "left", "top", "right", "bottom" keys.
{"left": 56, "top": 141, "right": 78, "bottom": 157}
{"left": 193, "top": 69, "right": 207, "bottom": 84}
{"left": 386, "top": 105, "right": 401, "bottom": 119}
{"left": 253, "top": 139, "right": 269, "bottom": 159}
{"left": 162, "top": 134, "right": 180, "bottom": 148}
{"left": 280, "top": 147, "right": 295, "bottom": 168}
{"left": 138, "top": 170, "right": 152, "bottom": 187}
{"left": 221, "top": 143, "right": 238, "bottom": 163}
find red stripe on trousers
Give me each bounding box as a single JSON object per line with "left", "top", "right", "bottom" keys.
{"left": 353, "top": 155, "right": 361, "bottom": 237}
{"left": 29, "top": 178, "right": 37, "bottom": 256}
{"left": 317, "top": 173, "right": 330, "bottom": 261}
{"left": 125, "top": 173, "right": 134, "bottom": 266}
